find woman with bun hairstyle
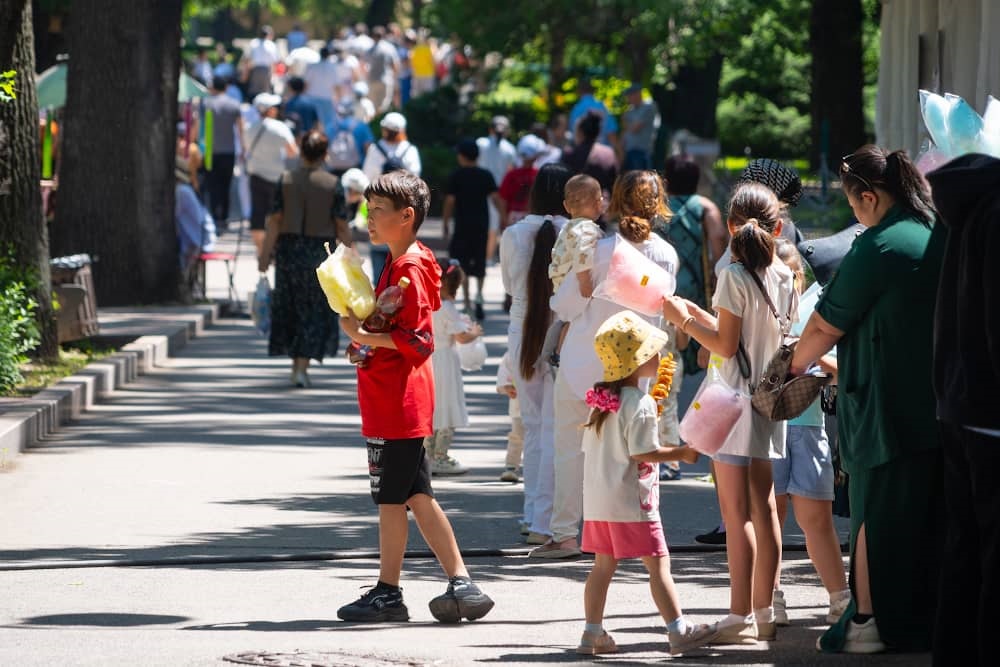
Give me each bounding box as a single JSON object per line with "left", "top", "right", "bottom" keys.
{"left": 539, "top": 170, "right": 680, "bottom": 559}
{"left": 500, "top": 163, "right": 572, "bottom": 545}
{"left": 661, "top": 181, "right": 797, "bottom": 645}
{"left": 790, "top": 145, "right": 944, "bottom": 654}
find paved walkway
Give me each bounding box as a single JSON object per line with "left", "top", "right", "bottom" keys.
{"left": 0, "top": 222, "right": 925, "bottom": 666}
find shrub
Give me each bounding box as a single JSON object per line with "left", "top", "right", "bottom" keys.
{"left": 0, "top": 254, "right": 40, "bottom": 391}
{"left": 717, "top": 92, "right": 810, "bottom": 159}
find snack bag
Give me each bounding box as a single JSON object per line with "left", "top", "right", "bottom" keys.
{"left": 315, "top": 242, "right": 376, "bottom": 319}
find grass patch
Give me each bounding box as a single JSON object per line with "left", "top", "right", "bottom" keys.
{"left": 2, "top": 343, "right": 116, "bottom": 398}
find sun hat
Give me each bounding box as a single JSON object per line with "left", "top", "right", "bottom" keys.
{"left": 252, "top": 92, "right": 282, "bottom": 112}
{"left": 352, "top": 81, "right": 370, "bottom": 97}
{"left": 491, "top": 115, "right": 511, "bottom": 133}
{"left": 516, "top": 134, "right": 546, "bottom": 159}
{"left": 593, "top": 310, "right": 670, "bottom": 383}
{"left": 380, "top": 111, "right": 407, "bottom": 131}
{"left": 739, "top": 158, "right": 803, "bottom": 206}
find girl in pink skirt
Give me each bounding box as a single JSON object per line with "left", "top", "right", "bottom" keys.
{"left": 577, "top": 310, "right": 718, "bottom": 657}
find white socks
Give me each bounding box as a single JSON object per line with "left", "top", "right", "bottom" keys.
{"left": 831, "top": 589, "right": 851, "bottom": 603}
{"left": 720, "top": 612, "right": 754, "bottom": 628}
{"left": 666, "top": 616, "right": 689, "bottom": 634}
{"left": 584, "top": 622, "right": 603, "bottom": 635}
{"left": 754, "top": 606, "right": 775, "bottom": 624}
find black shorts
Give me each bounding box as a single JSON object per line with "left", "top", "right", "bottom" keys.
{"left": 366, "top": 437, "right": 434, "bottom": 505}
{"left": 249, "top": 174, "right": 277, "bottom": 231}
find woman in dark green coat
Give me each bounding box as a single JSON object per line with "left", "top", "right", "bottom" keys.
{"left": 791, "top": 145, "right": 945, "bottom": 654}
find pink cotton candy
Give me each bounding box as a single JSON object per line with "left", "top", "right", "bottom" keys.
{"left": 594, "top": 236, "right": 675, "bottom": 316}
{"left": 679, "top": 381, "right": 747, "bottom": 456}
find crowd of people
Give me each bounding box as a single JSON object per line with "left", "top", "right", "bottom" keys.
{"left": 172, "top": 22, "right": 999, "bottom": 665}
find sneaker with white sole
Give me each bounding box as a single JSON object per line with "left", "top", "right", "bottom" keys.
{"left": 709, "top": 618, "right": 758, "bottom": 645}
{"left": 817, "top": 617, "right": 886, "bottom": 654}
{"left": 431, "top": 456, "right": 468, "bottom": 475}
{"left": 827, "top": 594, "right": 851, "bottom": 623}
{"left": 525, "top": 531, "right": 549, "bottom": 545}
{"left": 499, "top": 466, "right": 519, "bottom": 482}
{"left": 428, "top": 576, "right": 494, "bottom": 623}
{"left": 773, "top": 589, "right": 789, "bottom": 626}
{"left": 528, "top": 539, "right": 581, "bottom": 559}
{"left": 668, "top": 623, "right": 719, "bottom": 656}
{"left": 576, "top": 630, "right": 617, "bottom": 655}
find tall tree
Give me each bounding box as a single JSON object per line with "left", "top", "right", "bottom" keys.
{"left": 52, "top": 0, "right": 184, "bottom": 306}
{"left": 0, "top": 0, "right": 58, "bottom": 358}
{"left": 810, "top": 0, "right": 865, "bottom": 169}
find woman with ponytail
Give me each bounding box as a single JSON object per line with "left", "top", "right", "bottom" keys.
{"left": 500, "top": 163, "right": 572, "bottom": 545}
{"left": 661, "top": 181, "right": 796, "bottom": 645}
{"left": 788, "top": 145, "right": 945, "bottom": 654}
{"left": 538, "top": 171, "right": 681, "bottom": 559}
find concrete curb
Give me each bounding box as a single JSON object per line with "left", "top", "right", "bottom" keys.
{"left": 0, "top": 305, "right": 218, "bottom": 467}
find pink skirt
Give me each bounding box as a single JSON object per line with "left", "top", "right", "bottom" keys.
{"left": 582, "top": 520, "right": 669, "bottom": 559}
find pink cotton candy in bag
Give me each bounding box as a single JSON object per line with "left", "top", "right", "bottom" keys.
{"left": 679, "top": 367, "right": 750, "bottom": 456}
{"left": 593, "top": 235, "right": 675, "bottom": 316}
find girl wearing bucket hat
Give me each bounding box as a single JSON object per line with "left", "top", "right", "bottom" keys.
{"left": 575, "top": 310, "right": 716, "bottom": 657}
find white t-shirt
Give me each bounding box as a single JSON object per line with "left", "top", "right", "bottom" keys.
{"left": 304, "top": 60, "right": 340, "bottom": 103}
{"left": 245, "top": 118, "right": 295, "bottom": 183}
{"left": 476, "top": 137, "right": 518, "bottom": 186}
{"left": 247, "top": 38, "right": 279, "bottom": 67}
{"left": 712, "top": 258, "right": 797, "bottom": 459}
{"left": 551, "top": 233, "right": 678, "bottom": 401}
{"left": 582, "top": 387, "right": 661, "bottom": 522}
{"left": 361, "top": 140, "right": 421, "bottom": 181}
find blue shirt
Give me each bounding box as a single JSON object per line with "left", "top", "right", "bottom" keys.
{"left": 283, "top": 94, "right": 320, "bottom": 137}
{"left": 568, "top": 94, "right": 619, "bottom": 146}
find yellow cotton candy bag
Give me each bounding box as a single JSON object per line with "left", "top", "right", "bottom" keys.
{"left": 315, "top": 242, "right": 376, "bottom": 319}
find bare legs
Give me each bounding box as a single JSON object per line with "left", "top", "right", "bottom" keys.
{"left": 715, "top": 459, "right": 782, "bottom": 614}
{"left": 584, "top": 553, "right": 684, "bottom": 626}
{"left": 377, "top": 494, "right": 468, "bottom": 587}
{"left": 775, "top": 494, "right": 848, "bottom": 595}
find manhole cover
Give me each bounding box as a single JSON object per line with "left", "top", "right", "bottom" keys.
{"left": 223, "top": 650, "right": 436, "bottom": 667}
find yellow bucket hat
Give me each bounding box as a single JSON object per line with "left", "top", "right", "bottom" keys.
{"left": 594, "top": 310, "right": 670, "bottom": 382}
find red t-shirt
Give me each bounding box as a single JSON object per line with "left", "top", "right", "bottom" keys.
{"left": 357, "top": 242, "right": 442, "bottom": 439}
{"left": 499, "top": 166, "right": 538, "bottom": 221}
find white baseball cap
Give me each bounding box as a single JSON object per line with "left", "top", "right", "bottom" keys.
{"left": 341, "top": 168, "right": 370, "bottom": 193}
{"left": 252, "top": 92, "right": 282, "bottom": 111}
{"left": 380, "top": 112, "right": 407, "bottom": 132}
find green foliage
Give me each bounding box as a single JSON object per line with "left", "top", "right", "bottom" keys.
{"left": 0, "top": 70, "right": 16, "bottom": 103}
{"left": 0, "top": 252, "right": 40, "bottom": 391}
{"left": 717, "top": 93, "right": 810, "bottom": 158}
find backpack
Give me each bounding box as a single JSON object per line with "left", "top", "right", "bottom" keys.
{"left": 374, "top": 140, "right": 413, "bottom": 174}
{"left": 327, "top": 121, "right": 359, "bottom": 171}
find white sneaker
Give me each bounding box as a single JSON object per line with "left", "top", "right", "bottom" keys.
{"left": 773, "top": 589, "right": 789, "bottom": 626}
{"left": 668, "top": 622, "right": 719, "bottom": 656}
{"left": 816, "top": 617, "right": 886, "bottom": 654}
{"left": 827, "top": 594, "right": 851, "bottom": 623}
{"left": 292, "top": 370, "right": 311, "bottom": 388}
{"left": 431, "top": 457, "right": 468, "bottom": 475}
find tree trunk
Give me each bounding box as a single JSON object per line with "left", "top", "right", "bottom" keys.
{"left": 0, "top": 0, "right": 58, "bottom": 359}
{"left": 31, "top": 0, "right": 68, "bottom": 74}
{"left": 410, "top": 0, "right": 424, "bottom": 28}
{"left": 365, "top": 0, "right": 397, "bottom": 28}
{"left": 810, "top": 0, "right": 865, "bottom": 170}
{"left": 654, "top": 53, "right": 724, "bottom": 140}
{"left": 53, "top": 0, "right": 183, "bottom": 306}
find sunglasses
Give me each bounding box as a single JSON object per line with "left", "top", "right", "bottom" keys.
{"left": 840, "top": 154, "right": 878, "bottom": 193}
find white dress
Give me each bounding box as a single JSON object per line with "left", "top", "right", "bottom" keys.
{"left": 431, "top": 300, "right": 469, "bottom": 431}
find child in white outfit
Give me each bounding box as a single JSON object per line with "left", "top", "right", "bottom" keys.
{"left": 576, "top": 310, "right": 717, "bottom": 657}
{"left": 426, "top": 260, "right": 483, "bottom": 476}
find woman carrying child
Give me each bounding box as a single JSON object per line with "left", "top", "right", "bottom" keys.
{"left": 425, "top": 260, "right": 484, "bottom": 475}
{"left": 661, "top": 181, "right": 797, "bottom": 644}
{"left": 537, "top": 170, "right": 679, "bottom": 559}
{"left": 576, "top": 310, "right": 715, "bottom": 657}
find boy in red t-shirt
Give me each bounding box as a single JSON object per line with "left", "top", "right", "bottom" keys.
{"left": 337, "top": 171, "right": 495, "bottom": 624}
